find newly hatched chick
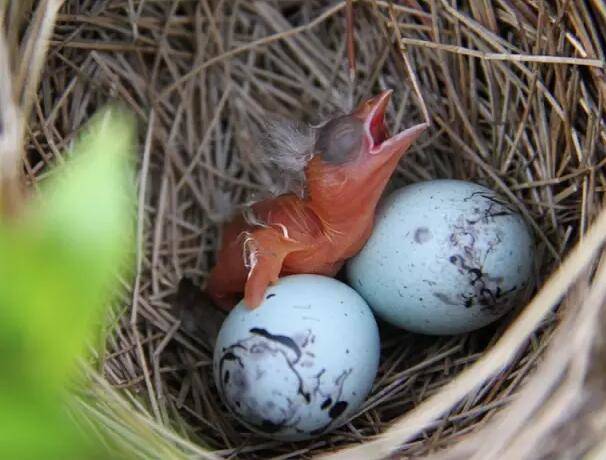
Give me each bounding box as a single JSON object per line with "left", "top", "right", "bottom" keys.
{"left": 207, "top": 90, "right": 428, "bottom": 310}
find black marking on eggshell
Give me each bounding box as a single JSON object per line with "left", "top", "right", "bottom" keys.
{"left": 300, "top": 334, "right": 311, "bottom": 348}
{"left": 217, "top": 328, "right": 356, "bottom": 437}
{"left": 441, "top": 199, "right": 521, "bottom": 315}
{"left": 433, "top": 292, "right": 458, "bottom": 306}
{"left": 469, "top": 268, "right": 483, "bottom": 284}
{"left": 312, "top": 368, "right": 326, "bottom": 387}
{"left": 462, "top": 192, "right": 516, "bottom": 227}
{"left": 465, "top": 190, "right": 516, "bottom": 213}
{"left": 329, "top": 401, "right": 349, "bottom": 419}
{"left": 266, "top": 293, "right": 276, "bottom": 299}
{"left": 250, "top": 327, "right": 302, "bottom": 362}
{"left": 447, "top": 251, "right": 511, "bottom": 314}
{"left": 330, "top": 370, "right": 352, "bottom": 410}
{"left": 288, "top": 358, "right": 310, "bottom": 403}
{"left": 222, "top": 352, "right": 242, "bottom": 363}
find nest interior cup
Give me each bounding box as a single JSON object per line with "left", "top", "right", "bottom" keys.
{"left": 25, "top": 1, "right": 606, "bottom": 459}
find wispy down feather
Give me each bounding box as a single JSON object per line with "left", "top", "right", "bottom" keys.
{"left": 245, "top": 89, "right": 351, "bottom": 199}
{"left": 260, "top": 116, "right": 316, "bottom": 172}
{"left": 255, "top": 115, "right": 317, "bottom": 197}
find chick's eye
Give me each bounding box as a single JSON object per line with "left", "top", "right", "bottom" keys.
{"left": 315, "top": 117, "right": 363, "bottom": 165}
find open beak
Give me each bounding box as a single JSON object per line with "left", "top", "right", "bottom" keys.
{"left": 379, "top": 122, "right": 428, "bottom": 156}
{"left": 354, "top": 90, "right": 393, "bottom": 150}
{"left": 354, "top": 89, "right": 428, "bottom": 156}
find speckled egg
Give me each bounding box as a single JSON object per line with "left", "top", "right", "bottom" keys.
{"left": 347, "top": 179, "right": 534, "bottom": 335}
{"left": 213, "top": 274, "right": 380, "bottom": 441}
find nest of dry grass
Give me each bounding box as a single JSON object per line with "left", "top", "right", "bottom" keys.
{"left": 3, "top": 0, "right": 606, "bottom": 458}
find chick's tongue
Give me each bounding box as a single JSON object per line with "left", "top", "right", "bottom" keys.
{"left": 369, "top": 116, "right": 389, "bottom": 147}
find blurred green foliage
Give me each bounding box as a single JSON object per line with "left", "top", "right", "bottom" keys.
{"left": 0, "top": 107, "right": 137, "bottom": 459}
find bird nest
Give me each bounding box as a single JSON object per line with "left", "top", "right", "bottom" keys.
{"left": 18, "top": 0, "right": 606, "bottom": 458}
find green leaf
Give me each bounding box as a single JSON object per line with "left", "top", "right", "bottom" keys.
{"left": 0, "top": 389, "right": 87, "bottom": 460}
{"left": 0, "top": 106, "right": 137, "bottom": 457}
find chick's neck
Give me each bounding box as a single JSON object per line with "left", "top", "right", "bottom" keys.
{"left": 305, "top": 153, "right": 399, "bottom": 232}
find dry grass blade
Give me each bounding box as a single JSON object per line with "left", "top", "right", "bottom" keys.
{"left": 0, "top": 32, "right": 24, "bottom": 215}
{"left": 0, "top": 0, "right": 67, "bottom": 215}
{"left": 15, "top": 0, "right": 64, "bottom": 123}
{"left": 72, "top": 366, "right": 220, "bottom": 460}
{"left": 398, "top": 36, "right": 605, "bottom": 66}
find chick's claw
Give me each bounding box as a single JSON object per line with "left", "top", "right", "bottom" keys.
{"left": 242, "top": 227, "right": 301, "bottom": 309}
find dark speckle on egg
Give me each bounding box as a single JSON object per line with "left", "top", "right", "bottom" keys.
{"left": 321, "top": 398, "right": 332, "bottom": 410}
{"left": 414, "top": 227, "right": 432, "bottom": 244}
{"left": 329, "top": 401, "right": 348, "bottom": 419}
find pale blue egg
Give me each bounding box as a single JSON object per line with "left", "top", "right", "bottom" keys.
{"left": 347, "top": 179, "right": 535, "bottom": 335}
{"left": 213, "top": 274, "right": 380, "bottom": 441}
